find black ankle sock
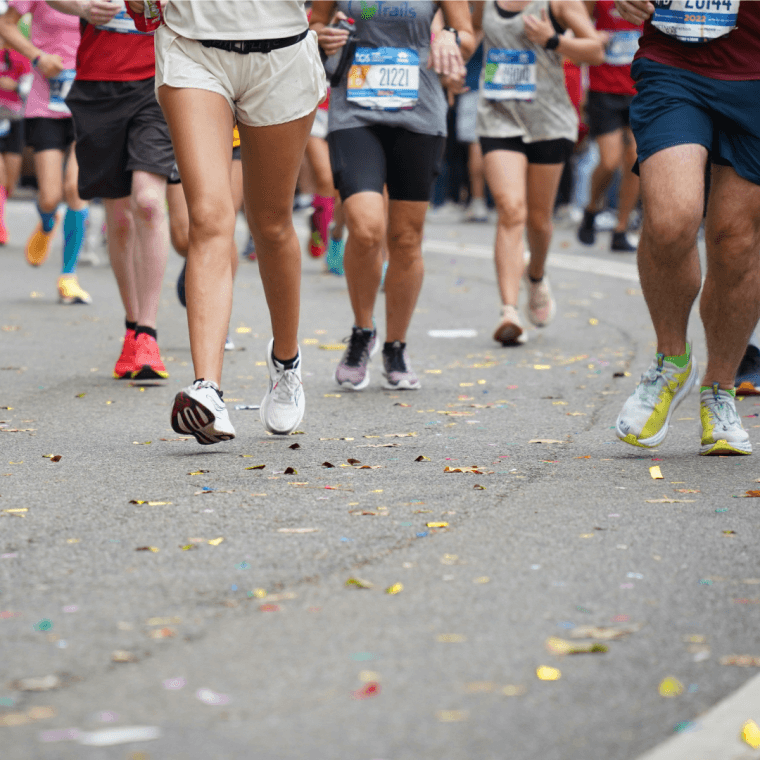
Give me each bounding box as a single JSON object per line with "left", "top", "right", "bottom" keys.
{"left": 126, "top": 319, "right": 137, "bottom": 332}
{"left": 273, "top": 353, "right": 298, "bottom": 369}
{"left": 384, "top": 341, "right": 405, "bottom": 352}
{"left": 135, "top": 325, "right": 157, "bottom": 340}
{"left": 195, "top": 378, "right": 223, "bottom": 397}
{"left": 528, "top": 274, "right": 543, "bottom": 284}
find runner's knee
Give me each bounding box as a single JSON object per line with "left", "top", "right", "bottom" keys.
{"left": 494, "top": 195, "right": 526, "bottom": 228}
{"left": 347, "top": 214, "right": 385, "bottom": 252}
{"left": 130, "top": 185, "right": 165, "bottom": 226}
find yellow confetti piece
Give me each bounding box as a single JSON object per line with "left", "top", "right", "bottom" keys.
{"left": 473, "top": 576, "right": 490, "bottom": 584}
{"left": 66, "top": 538, "right": 80, "bottom": 544}
{"left": 147, "top": 501, "right": 171, "bottom": 507}
{"left": 319, "top": 344, "right": 346, "bottom": 350}
{"left": 277, "top": 527, "right": 319, "bottom": 533}
{"left": 207, "top": 537, "right": 224, "bottom": 546}
{"left": 650, "top": 466, "right": 663, "bottom": 479}
{"left": 323, "top": 393, "right": 342, "bottom": 398}
{"left": 3, "top": 508, "right": 27, "bottom": 513}
{"left": 742, "top": 720, "right": 760, "bottom": 749}
{"left": 436, "top": 710, "right": 468, "bottom": 723}
{"left": 180, "top": 544, "right": 196, "bottom": 551}
{"left": 235, "top": 326, "right": 252, "bottom": 334}
{"left": 502, "top": 684, "right": 526, "bottom": 696}
{"left": 589, "top": 318, "right": 599, "bottom": 325}
{"left": 385, "top": 583, "right": 403, "bottom": 595}
{"left": 536, "top": 666, "right": 561, "bottom": 681}
{"left": 658, "top": 676, "right": 684, "bottom": 697}
{"left": 252, "top": 588, "right": 267, "bottom": 598}
{"left": 533, "top": 365, "right": 551, "bottom": 370}
{"left": 359, "top": 670, "right": 380, "bottom": 683}
{"left": 425, "top": 369, "right": 442, "bottom": 374}
{"left": 136, "top": 546, "right": 160, "bottom": 553}
{"left": 459, "top": 382, "right": 474, "bottom": 387}
{"left": 303, "top": 338, "right": 318, "bottom": 345}
{"left": 132, "top": 441, "right": 152, "bottom": 445}
{"left": 427, "top": 522, "right": 449, "bottom": 528}
{"left": 437, "top": 633, "right": 466, "bottom": 643}
{"left": 477, "top": 379, "right": 486, "bottom": 385}
{"left": 346, "top": 577, "right": 374, "bottom": 589}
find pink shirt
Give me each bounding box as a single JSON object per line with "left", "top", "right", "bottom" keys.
{"left": 10, "top": 1, "right": 80, "bottom": 118}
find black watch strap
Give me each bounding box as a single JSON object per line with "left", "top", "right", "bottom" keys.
{"left": 545, "top": 33, "right": 560, "bottom": 50}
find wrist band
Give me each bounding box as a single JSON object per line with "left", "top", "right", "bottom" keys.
{"left": 545, "top": 33, "right": 560, "bottom": 51}
{"left": 32, "top": 55, "right": 40, "bottom": 68}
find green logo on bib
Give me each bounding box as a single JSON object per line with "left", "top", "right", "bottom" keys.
{"left": 360, "top": 0, "right": 377, "bottom": 19}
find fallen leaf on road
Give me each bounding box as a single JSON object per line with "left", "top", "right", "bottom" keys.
{"left": 244, "top": 464, "right": 265, "bottom": 470}
{"left": 322, "top": 461, "right": 335, "bottom": 468}
{"left": 569, "top": 624, "right": 642, "bottom": 640}
{"left": 135, "top": 547, "right": 159, "bottom": 553}
{"left": 42, "top": 454, "right": 62, "bottom": 462}
{"left": 346, "top": 577, "right": 373, "bottom": 589}
{"left": 545, "top": 637, "right": 608, "bottom": 655}
{"left": 289, "top": 443, "right": 300, "bottom": 450}
{"left": 283, "top": 467, "right": 297, "bottom": 475}
{"left": 444, "top": 466, "right": 492, "bottom": 474}
{"left": 415, "top": 455, "right": 430, "bottom": 462}
{"left": 743, "top": 490, "right": 760, "bottom": 497}
{"left": 188, "top": 470, "right": 209, "bottom": 475}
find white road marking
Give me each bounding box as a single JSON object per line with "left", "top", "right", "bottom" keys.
{"left": 422, "top": 239, "right": 640, "bottom": 282}
{"left": 634, "top": 672, "right": 760, "bottom": 760}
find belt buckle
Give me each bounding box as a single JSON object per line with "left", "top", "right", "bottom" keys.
{"left": 232, "top": 40, "right": 246, "bottom": 54}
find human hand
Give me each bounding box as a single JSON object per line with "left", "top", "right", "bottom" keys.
{"left": 0, "top": 76, "right": 15, "bottom": 92}
{"left": 614, "top": 1, "right": 654, "bottom": 25}
{"left": 85, "top": 0, "right": 123, "bottom": 26}
{"left": 37, "top": 53, "right": 64, "bottom": 79}
{"left": 523, "top": 8, "right": 555, "bottom": 47}
{"left": 127, "top": 0, "right": 145, "bottom": 13}
{"left": 429, "top": 28, "right": 464, "bottom": 79}
{"left": 317, "top": 10, "right": 350, "bottom": 56}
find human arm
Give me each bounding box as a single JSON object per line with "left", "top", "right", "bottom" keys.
{"left": 47, "top": 0, "right": 122, "bottom": 26}
{"left": 614, "top": 1, "right": 654, "bottom": 25}
{"left": 310, "top": 1, "right": 349, "bottom": 57}
{"left": 524, "top": 0, "right": 605, "bottom": 66}
{"left": 433, "top": 0, "right": 476, "bottom": 76}
{"left": 0, "top": 6, "right": 65, "bottom": 77}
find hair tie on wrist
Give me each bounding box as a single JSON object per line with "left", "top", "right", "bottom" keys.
{"left": 32, "top": 55, "right": 41, "bottom": 68}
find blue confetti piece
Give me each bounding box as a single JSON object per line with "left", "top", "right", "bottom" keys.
{"left": 351, "top": 652, "right": 381, "bottom": 661}
{"left": 230, "top": 584, "right": 237, "bottom": 591}
{"left": 557, "top": 621, "right": 575, "bottom": 629}
{"left": 416, "top": 532, "right": 429, "bottom": 538}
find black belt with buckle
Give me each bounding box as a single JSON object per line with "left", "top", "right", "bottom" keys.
{"left": 200, "top": 29, "right": 308, "bottom": 54}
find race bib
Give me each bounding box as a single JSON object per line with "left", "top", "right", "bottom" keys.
{"left": 605, "top": 30, "right": 641, "bottom": 65}
{"left": 95, "top": 1, "right": 152, "bottom": 35}
{"left": 48, "top": 69, "right": 76, "bottom": 115}
{"left": 483, "top": 49, "right": 536, "bottom": 101}
{"left": 652, "top": 0, "right": 739, "bottom": 43}
{"left": 0, "top": 119, "right": 10, "bottom": 137}
{"left": 347, "top": 47, "right": 419, "bottom": 110}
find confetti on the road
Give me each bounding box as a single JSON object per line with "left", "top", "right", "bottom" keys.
{"left": 437, "top": 634, "right": 466, "bottom": 643}
{"left": 385, "top": 583, "right": 403, "bottom": 595}
{"left": 536, "top": 666, "right": 561, "bottom": 681}
{"left": 196, "top": 688, "right": 230, "bottom": 706}
{"left": 163, "top": 677, "right": 186, "bottom": 690}
{"left": 529, "top": 439, "right": 564, "bottom": 444}
{"left": 78, "top": 726, "right": 161, "bottom": 746}
{"left": 427, "top": 522, "right": 448, "bottom": 528}
{"left": 135, "top": 547, "right": 159, "bottom": 553}
{"left": 427, "top": 329, "right": 478, "bottom": 338}
{"left": 244, "top": 464, "right": 265, "bottom": 470}
{"left": 42, "top": 454, "right": 61, "bottom": 462}
{"left": 111, "top": 650, "right": 137, "bottom": 663}
{"left": 352, "top": 682, "right": 380, "bottom": 699}
{"left": 277, "top": 527, "right": 319, "bottom": 534}
{"left": 207, "top": 537, "right": 224, "bottom": 546}
{"left": 569, "top": 624, "right": 642, "bottom": 640}
{"left": 649, "top": 466, "right": 663, "bottom": 479}
{"left": 658, "top": 676, "right": 684, "bottom": 697}
{"left": 345, "top": 577, "right": 373, "bottom": 589}
{"left": 720, "top": 655, "right": 760, "bottom": 667}
{"left": 10, "top": 675, "right": 60, "bottom": 691}
{"left": 436, "top": 710, "right": 468, "bottom": 722}
{"left": 742, "top": 720, "right": 760, "bottom": 749}
{"left": 545, "top": 637, "right": 608, "bottom": 655}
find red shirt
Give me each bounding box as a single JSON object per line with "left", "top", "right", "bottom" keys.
{"left": 75, "top": 21, "right": 155, "bottom": 81}
{"left": 0, "top": 48, "right": 30, "bottom": 113}
{"left": 636, "top": 2, "right": 760, "bottom": 81}
{"left": 589, "top": 1, "right": 641, "bottom": 96}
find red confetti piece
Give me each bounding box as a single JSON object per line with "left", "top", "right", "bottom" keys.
{"left": 351, "top": 682, "right": 380, "bottom": 699}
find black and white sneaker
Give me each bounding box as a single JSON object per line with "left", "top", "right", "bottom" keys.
{"left": 382, "top": 341, "right": 421, "bottom": 390}
{"left": 171, "top": 379, "right": 235, "bottom": 445}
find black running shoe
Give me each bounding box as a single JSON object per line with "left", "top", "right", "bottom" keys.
{"left": 611, "top": 231, "right": 636, "bottom": 252}
{"left": 577, "top": 209, "right": 597, "bottom": 245}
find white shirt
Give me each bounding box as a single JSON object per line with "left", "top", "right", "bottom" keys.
{"left": 161, "top": 0, "right": 308, "bottom": 41}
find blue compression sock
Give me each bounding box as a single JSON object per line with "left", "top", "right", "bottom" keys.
{"left": 36, "top": 203, "right": 57, "bottom": 234}
{"left": 62, "top": 206, "right": 89, "bottom": 275}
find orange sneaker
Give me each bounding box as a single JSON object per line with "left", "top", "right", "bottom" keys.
{"left": 131, "top": 332, "right": 169, "bottom": 380}
{"left": 113, "top": 330, "right": 137, "bottom": 379}
{"left": 25, "top": 215, "right": 59, "bottom": 267}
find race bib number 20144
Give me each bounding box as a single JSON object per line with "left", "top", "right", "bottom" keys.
{"left": 652, "top": 0, "right": 739, "bottom": 43}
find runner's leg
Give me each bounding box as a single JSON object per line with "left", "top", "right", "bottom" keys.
{"left": 615, "top": 128, "right": 639, "bottom": 233}
{"left": 587, "top": 129, "right": 623, "bottom": 214}
{"left": 638, "top": 144, "right": 706, "bottom": 356}
{"left": 103, "top": 196, "right": 137, "bottom": 323}
{"left": 701, "top": 164, "right": 760, "bottom": 388}
{"left": 238, "top": 111, "right": 315, "bottom": 363}
{"left": 525, "top": 162, "right": 565, "bottom": 281}
{"left": 158, "top": 86, "right": 234, "bottom": 386}
{"left": 167, "top": 182, "right": 189, "bottom": 257}
{"left": 384, "top": 199, "right": 427, "bottom": 343}
{"left": 4, "top": 151, "right": 21, "bottom": 197}
{"left": 62, "top": 146, "right": 88, "bottom": 275}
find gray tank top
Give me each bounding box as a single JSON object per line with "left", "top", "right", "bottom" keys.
{"left": 328, "top": 0, "right": 447, "bottom": 136}
{"left": 477, "top": 0, "right": 578, "bottom": 143}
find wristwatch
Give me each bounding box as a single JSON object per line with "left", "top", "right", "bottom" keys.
{"left": 545, "top": 33, "right": 560, "bottom": 50}
{"left": 442, "top": 26, "right": 461, "bottom": 46}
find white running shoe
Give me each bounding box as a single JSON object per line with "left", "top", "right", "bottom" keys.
{"left": 225, "top": 335, "right": 235, "bottom": 351}
{"left": 525, "top": 274, "right": 556, "bottom": 328}
{"left": 260, "top": 339, "right": 305, "bottom": 435}
{"left": 171, "top": 379, "right": 235, "bottom": 445}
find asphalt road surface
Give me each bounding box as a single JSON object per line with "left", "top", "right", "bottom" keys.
{"left": 1, "top": 199, "right": 759, "bottom": 760}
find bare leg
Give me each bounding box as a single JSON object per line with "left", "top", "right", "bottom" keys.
{"left": 130, "top": 171, "right": 168, "bottom": 330}
{"left": 342, "top": 190, "right": 386, "bottom": 329}
{"left": 385, "top": 200, "right": 428, "bottom": 342}
{"left": 484, "top": 149, "right": 528, "bottom": 306}
{"left": 166, "top": 182, "right": 189, "bottom": 257}
{"left": 104, "top": 196, "right": 137, "bottom": 322}
{"left": 63, "top": 147, "right": 86, "bottom": 212}
{"left": 615, "top": 128, "right": 640, "bottom": 233}
{"left": 525, "top": 162, "right": 565, "bottom": 281}
{"left": 637, "top": 144, "right": 707, "bottom": 357}
{"left": 701, "top": 164, "right": 760, "bottom": 388}
{"left": 586, "top": 129, "right": 623, "bottom": 214}
{"left": 4, "top": 152, "right": 21, "bottom": 197}
{"left": 33, "top": 149, "right": 64, "bottom": 213}
{"left": 230, "top": 157, "right": 243, "bottom": 279}
{"left": 239, "top": 111, "right": 315, "bottom": 362}
{"left": 158, "top": 86, "right": 235, "bottom": 386}
{"left": 305, "top": 136, "right": 335, "bottom": 198}
{"left": 468, "top": 141, "right": 485, "bottom": 201}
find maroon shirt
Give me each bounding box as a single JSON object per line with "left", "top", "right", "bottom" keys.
{"left": 635, "top": 1, "right": 760, "bottom": 80}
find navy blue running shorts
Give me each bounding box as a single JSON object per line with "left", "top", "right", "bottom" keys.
{"left": 630, "top": 57, "right": 760, "bottom": 186}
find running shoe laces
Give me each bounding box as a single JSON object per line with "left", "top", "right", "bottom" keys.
{"left": 703, "top": 383, "right": 740, "bottom": 431}
{"left": 384, "top": 341, "right": 407, "bottom": 373}
{"left": 343, "top": 327, "right": 375, "bottom": 367}
{"left": 272, "top": 359, "right": 302, "bottom": 404}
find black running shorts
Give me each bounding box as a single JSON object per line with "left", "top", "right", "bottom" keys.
{"left": 0, "top": 119, "right": 24, "bottom": 155}
{"left": 66, "top": 78, "right": 175, "bottom": 200}
{"left": 586, "top": 91, "right": 634, "bottom": 138}
{"left": 25, "top": 117, "right": 73, "bottom": 153}
{"left": 328, "top": 125, "right": 445, "bottom": 202}
{"left": 480, "top": 135, "right": 574, "bottom": 164}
